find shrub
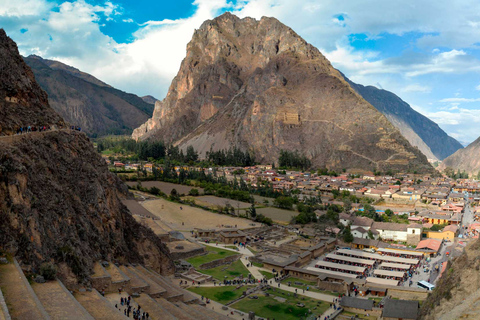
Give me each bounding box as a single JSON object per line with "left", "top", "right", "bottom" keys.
{"left": 40, "top": 262, "right": 57, "bottom": 280}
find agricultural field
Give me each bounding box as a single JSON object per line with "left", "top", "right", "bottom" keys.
{"left": 256, "top": 207, "right": 297, "bottom": 224}
{"left": 231, "top": 288, "right": 329, "bottom": 320}
{"left": 126, "top": 181, "right": 203, "bottom": 195}
{"left": 186, "top": 246, "right": 239, "bottom": 268}
{"left": 189, "top": 195, "right": 252, "bottom": 209}
{"left": 141, "top": 198, "right": 255, "bottom": 231}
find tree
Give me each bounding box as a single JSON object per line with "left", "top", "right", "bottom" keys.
{"left": 169, "top": 188, "right": 180, "bottom": 201}
{"left": 368, "top": 229, "right": 375, "bottom": 240}
{"left": 273, "top": 196, "right": 294, "bottom": 210}
{"left": 343, "top": 198, "right": 352, "bottom": 212}
{"left": 343, "top": 225, "right": 354, "bottom": 243}
{"left": 248, "top": 203, "right": 257, "bottom": 218}
{"left": 149, "top": 186, "right": 161, "bottom": 196}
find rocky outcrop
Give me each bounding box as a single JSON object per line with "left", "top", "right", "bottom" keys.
{"left": 0, "top": 29, "right": 174, "bottom": 283}
{"left": 132, "top": 13, "right": 433, "bottom": 173}
{"left": 24, "top": 55, "right": 154, "bottom": 136}
{"left": 439, "top": 136, "right": 480, "bottom": 175}
{"left": 346, "top": 78, "right": 463, "bottom": 160}
{"left": 0, "top": 30, "right": 64, "bottom": 135}
{"left": 419, "top": 240, "right": 480, "bottom": 319}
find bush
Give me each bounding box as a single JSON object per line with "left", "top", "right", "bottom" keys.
{"left": 189, "top": 188, "right": 200, "bottom": 196}
{"left": 40, "top": 262, "right": 57, "bottom": 280}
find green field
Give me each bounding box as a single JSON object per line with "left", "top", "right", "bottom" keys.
{"left": 186, "top": 246, "right": 239, "bottom": 268}
{"left": 231, "top": 288, "right": 329, "bottom": 320}
{"left": 280, "top": 277, "right": 338, "bottom": 295}
{"left": 187, "top": 285, "right": 249, "bottom": 304}
{"left": 259, "top": 270, "right": 274, "bottom": 280}
{"left": 198, "top": 260, "right": 250, "bottom": 281}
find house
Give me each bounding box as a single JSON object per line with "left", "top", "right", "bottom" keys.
{"left": 391, "top": 188, "right": 425, "bottom": 202}
{"left": 425, "top": 225, "right": 457, "bottom": 241}
{"left": 219, "top": 229, "right": 246, "bottom": 244}
{"left": 382, "top": 298, "right": 419, "bottom": 320}
{"left": 339, "top": 297, "right": 374, "bottom": 315}
{"left": 370, "top": 222, "right": 422, "bottom": 245}
{"left": 416, "top": 239, "right": 442, "bottom": 255}
{"left": 351, "top": 216, "right": 374, "bottom": 230}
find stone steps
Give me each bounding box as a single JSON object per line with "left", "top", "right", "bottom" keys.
{"left": 118, "top": 265, "right": 149, "bottom": 294}
{"left": 133, "top": 294, "right": 177, "bottom": 320}
{"left": 175, "top": 301, "right": 210, "bottom": 320}
{"left": 126, "top": 266, "right": 166, "bottom": 298}
{"left": 32, "top": 279, "right": 94, "bottom": 320}
{"left": 0, "top": 287, "right": 10, "bottom": 320}
{"left": 134, "top": 266, "right": 183, "bottom": 302}
{"left": 0, "top": 259, "right": 50, "bottom": 320}
{"left": 74, "top": 289, "right": 129, "bottom": 320}
{"left": 104, "top": 264, "right": 130, "bottom": 285}
{"left": 190, "top": 304, "right": 232, "bottom": 320}
{"left": 154, "top": 298, "right": 194, "bottom": 320}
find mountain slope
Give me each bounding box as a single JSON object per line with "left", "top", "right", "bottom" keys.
{"left": 0, "top": 29, "right": 173, "bottom": 283}
{"left": 0, "top": 31, "right": 65, "bottom": 135}
{"left": 346, "top": 79, "right": 463, "bottom": 160}
{"left": 133, "top": 13, "right": 433, "bottom": 173}
{"left": 439, "top": 136, "right": 480, "bottom": 174}
{"left": 24, "top": 55, "right": 155, "bottom": 136}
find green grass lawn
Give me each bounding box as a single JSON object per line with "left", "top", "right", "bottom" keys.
{"left": 252, "top": 261, "right": 264, "bottom": 268}
{"left": 186, "top": 246, "right": 239, "bottom": 268}
{"left": 197, "top": 260, "right": 250, "bottom": 281}
{"left": 259, "top": 270, "right": 274, "bottom": 280}
{"left": 187, "top": 285, "right": 248, "bottom": 304}
{"left": 342, "top": 311, "right": 377, "bottom": 320}
{"left": 231, "top": 287, "right": 329, "bottom": 320}
{"left": 280, "top": 277, "right": 339, "bottom": 296}
{"left": 246, "top": 246, "right": 258, "bottom": 254}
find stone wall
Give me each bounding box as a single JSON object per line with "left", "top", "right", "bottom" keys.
{"left": 199, "top": 254, "right": 241, "bottom": 270}
{"left": 317, "top": 280, "right": 346, "bottom": 294}
{"left": 388, "top": 287, "right": 429, "bottom": 300}
{"left": 170, "top": 247, "right": 205, "bottom": 261}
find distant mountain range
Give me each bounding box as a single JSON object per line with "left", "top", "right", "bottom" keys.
{"left": 345, "top": 78, "right": 463, "bottom": 160}
{"left": 24, "top": 55, "right": 155, "bottom": 136}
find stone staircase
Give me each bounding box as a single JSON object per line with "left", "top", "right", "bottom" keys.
{"left": 32, "top": 279, "right": 94, "bottom": 320}
{"left": 0, "top": 259, "right": 50, "bottom": 320}
{"left": 0, "top": 259, "right": 232, "bottom": 320}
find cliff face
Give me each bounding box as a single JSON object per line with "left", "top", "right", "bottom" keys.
{"left": 0, "top": 30, "right": 64, "bottom": 135}
{"left": 133, "top": 13, "right": 433, "bottom": 173}
{"left": 438, "top": 136, "right": 480, "bottom": 175}
{"left": 346, "top": 79, "right": 463, "bottom": 160}
{"left": 0, "top": 29, "right": 174, "bottom": 282}
{"left": 24, "top": 55, "right": 154, "bottom": 136}
{"left": 420, "top": 240, "right": 480, "bottom": 319}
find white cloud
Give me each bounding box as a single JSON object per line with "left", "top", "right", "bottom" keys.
{"left": 440, "top": 98, "right": 480, "bottom": 103}
{"left": 403, "top": 84, "right": 431, "bottom": 93}
{"left": 4, "top": 0, "right": 480, "bottom": 141}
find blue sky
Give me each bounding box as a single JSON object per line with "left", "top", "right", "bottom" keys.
{"left": 2, "top": 0, "right": 480, "bottom": 145}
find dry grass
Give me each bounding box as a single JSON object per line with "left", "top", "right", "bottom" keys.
{"left": 141, "top": 198, "right": 256, "bottom": 231}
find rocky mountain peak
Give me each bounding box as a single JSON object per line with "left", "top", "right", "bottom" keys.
{"left": 132, "top": 14, "right": 433, "bottom": 173}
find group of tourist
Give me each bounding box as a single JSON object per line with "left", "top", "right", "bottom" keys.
{"left": 15, "top": 125, "right": 51, "bottom": 134}
{"left": 114, "top": 295, "right": 150, "bottom": 320}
